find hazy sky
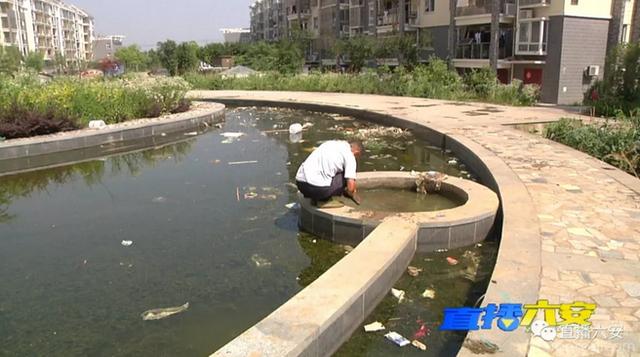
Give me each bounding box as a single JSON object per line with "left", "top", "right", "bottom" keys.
{"left": 73, "top": 0, "right": 254, "bottom": 49}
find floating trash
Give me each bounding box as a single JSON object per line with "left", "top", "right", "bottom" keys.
{"left": 364, "top": 321, "right": 386, "bottom": 332}
{"left": 251, "top": 254, "right": 271, "bottom": 268}
{"left": 412, "top": 340, "right": 427, "bottom": 351}
{"left": 152, "top": 196, "right": 166, "bottom": 203}
{"left": 184, "top": 132, "right": 198, "bottom": 136}
{"left": 446, "top": 257, "right": 459, "bottom": 265}
{"left": 141, "top": 302, "right": 189, "bottom": 321}
{"left": 289, "top": 123, "right": 303, "bottom": 134}
{"left": 448, "top": 159, "right": 458, "bottom": 165}
{"left": 385, "top": 331, "right": 411, "bottom": 347}
{"left": 407, "top": 266, "right": 422, "bottom": 277}
{"left": 228, "top": 160, "right": 258, "bottom": 166}
{"left": 121, "top": 240, "right": 133, "bottom": 247}
{"left": 391, "top": 288, "right": 406, "bottom": 303}
{"left": 285, "top": 202, "right": 300, "bottom": 210}
{"left": 421, "top": 289, "right": 436, "bottom": 299}
{"left": 221, "top": 132, "right": 245, "bottom": 138}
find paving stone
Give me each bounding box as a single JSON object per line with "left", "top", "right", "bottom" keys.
{"left": 593, "top": 295, "right": 620, "bottom": 307}
{"left": 528, "top": 345, "right": 553, "bottom": 357}
{"left": 568, "top": 228, "right": 593, "bottom": 237}
{"left": 621, "top": 282, "right": 640, "bottom": 297}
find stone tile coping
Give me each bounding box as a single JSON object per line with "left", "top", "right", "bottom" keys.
{"left": 299, "top": 171, "right": 499, "bottom": 252}
{"left": 0, "top": 102, "right": 226, "bottom": 175}
{"left": 211, "top": 217, "right": 418, "bottom": 357}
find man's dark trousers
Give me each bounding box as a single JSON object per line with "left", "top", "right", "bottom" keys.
{"left": 296, "top": 172, "right": 345, "bottom": 202}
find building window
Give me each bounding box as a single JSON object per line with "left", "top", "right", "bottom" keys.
{"left": 425, "top": 0, "right": 435, "bottom": 12}
{"left": 622, "top": 24, "right": 628, "bottom": 43}
{"left": 570, "top": 0, "right": 578, "bottom": 4}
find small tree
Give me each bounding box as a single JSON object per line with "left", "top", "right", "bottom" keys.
{"left": 53, "top": 52, "right": 67, "bottom": 74}
{"left": 335, "top": 36, "right": 374, "bottom": 72}
{"left": 175, "top": 41, "right": 200, "bottom": 75}
{"left": 0, "top": 46, "right": 22, "bottom": 75}
{"left": 24, "top": 51, "right": 45, "bottom": 72}
{"left": 115, "top": 45, "right": 148, "bottom": 72}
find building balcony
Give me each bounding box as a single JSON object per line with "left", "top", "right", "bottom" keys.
{"left": 519, "top": 0, "right": 551, "bottom": 8}
{"left": 456, "top": 0, "right": 516, "bottom": 18}
{"left": 456, "top": 42, "right": 511, "bottom": 60}
{"left": 287, "top": 10, "right": 311, "bottom": 22}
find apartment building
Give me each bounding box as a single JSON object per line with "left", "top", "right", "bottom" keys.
{"left": 220, "top": 28, "right": 251, "bottom": 44}
{"left": 250, "top": 0, "right": 286, "bottom": 41}
{"left": 92, "top": 35, "right": 124, "bottom": 61}
{"left": 250, "top": 0, "right": 637, "bottom": 104}
{"left": 0, "top": 0, "right": 94, "bottom": 63}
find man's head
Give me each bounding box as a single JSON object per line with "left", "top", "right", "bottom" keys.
{"left": 350, "top": 141, "right": 363, "bottom": 158}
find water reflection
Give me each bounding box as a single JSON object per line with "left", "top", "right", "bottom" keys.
{"left": 0, "top": 142, "right": 193, "bottom": 223}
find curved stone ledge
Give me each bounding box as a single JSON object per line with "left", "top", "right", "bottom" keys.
{"left": 299, "top": 171, "right": 499, "bottom": 252}
{"left": 0, "top": 102, "right": 226, "bottom": 176}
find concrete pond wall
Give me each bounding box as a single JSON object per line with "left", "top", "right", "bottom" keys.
{"left": 0, "top": 103, "right": 226, "bottom": 176}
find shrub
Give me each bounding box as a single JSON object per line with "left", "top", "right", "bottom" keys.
{"left": 184, "top": 62, "right": 538, "bottom": 106}
{"left": 0, "top": 103, "right": 79, "bottom": 139}
{"left": 545, "top": 112, "right": 640, "bottom": 176}
{"left": 0, "top": 74, "right": 192, "bottom": 138}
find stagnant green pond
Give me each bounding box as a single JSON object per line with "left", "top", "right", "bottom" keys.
{"left": 0, "top": 107, "right": 496, "bottom": 356}
{"left": 342, "top": 188, "right": 463, "bottom": 213}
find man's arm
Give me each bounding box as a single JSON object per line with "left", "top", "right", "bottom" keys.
{"left": 345, "top": 178, "right": 361, "bottom": 205}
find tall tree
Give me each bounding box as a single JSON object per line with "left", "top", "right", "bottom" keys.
{"left": 607, "top": 0, "right": 627, "bottom": 54}
{"left": 175, "top": 41, "right": 200, "bottom": 75}
{"left": 399, "top": 0, "right": 406, "bottom": 37}
{"left": 157, "top": 40, "right": 179, "bottom": 75}
{"left": 115, "top": 45, "right": 148, "bottom": 72}
{"left": 632, "top": 0, "right": 640, "bottom": 43}
{"left": 489, "top": 0, "right": 500, "bottom": 73}
{"left": 448, "top": 0, "right": 456, "bottom": 69}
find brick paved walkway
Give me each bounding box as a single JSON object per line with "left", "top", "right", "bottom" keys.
{"left": 191, "top": 91, "right": 640, "bottom": 357}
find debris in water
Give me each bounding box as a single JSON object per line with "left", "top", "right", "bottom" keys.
{"left": 413, "top": 323, "right": 429, "bottom": 340}
{"left": 364, "top": 321, "right": 386, "bottom": 332}
{"left": 244, "top": 192, "right": 258, "bottom": 200}
{"left": 289, "top": 123, "right": 303, "bottom": 134}
{"left": 447, "top": 257, "right": 459, "bottom": 265}
{"left": 251, "top": 254, "right": 271, "bottom": 268}
{"left": 421, "top": 289, "right": 436, "bottom": 299}
{"left": 184, "top": 131, "right": 198, "bottom": 136}
{"left": 343, "top": 245, "right": 354, "bottom": 254}
{"left": 448, "top": 159, "right": 458, "bottom": 165}
{"left": 312, "top": 239, "right": 317, "bottom": 244}
{"left": 236, "top": 187, "right": 240, "bottom": 202}
{"left": 152, "top": 196, "right": 166, "bottom": 203}
{"left": 407, "top": 266, "right": 422, "bottom": 277}
{"left": 211, "top": 159, "right": 222, "bottom": 164}
{"left": 285, "top": 202, "right": 300, "bottom": 210}
{"left": 121, "top": 240, "right": 133, "bottom": 247}
{"left": 412, "top": 340, "right": 427, "bottom": 351}
{"left": 160, "top": 133, "right": 167, "bottom": 137}
{"left": 228, "top": 160, "right": 258, "bottom": 165}
{"left": 221, "top": 132, "right": 245, "bottom": 138}
{"left": 141, "top": 302, "right": 189, "bottom": 321}
{"left": 415, "top": 171, "right": 448, "bottom": 194}
{"left": 391, "top": 288, "right": 406, "bottom": 303}
{"left": 214, "top": 123, "right": 223, "bottom": 129}
{"left": 463, "top": 339, "right": 500, "bottom": 354}
{"left": 385, "top": 331, "right": 411, "bottom": 347}
{"left": 435, "top": 248, "right": 448, "bottom": 253}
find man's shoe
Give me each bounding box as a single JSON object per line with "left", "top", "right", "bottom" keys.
{"left": 316, "top": 198, "right": 344, "bottom": 209}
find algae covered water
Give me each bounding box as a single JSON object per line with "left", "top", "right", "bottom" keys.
{"left": 342, "top": 188, "right": 463, "bottom": 213}
{"left": 0, "top": 107, "right": 491, "bottom": 356}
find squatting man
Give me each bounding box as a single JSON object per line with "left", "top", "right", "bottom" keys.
{"left": 295, "top": 140, "right": 363, "bottom": 208}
